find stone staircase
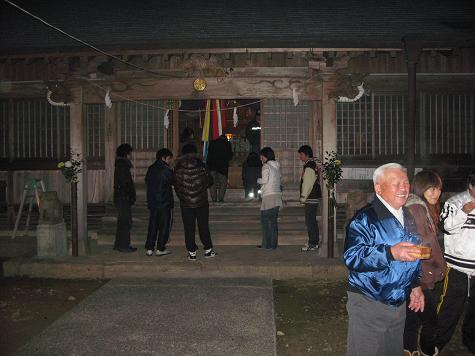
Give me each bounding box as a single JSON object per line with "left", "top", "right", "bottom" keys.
{"left": 97, "top": 186, "right": 317, "bottom": 247}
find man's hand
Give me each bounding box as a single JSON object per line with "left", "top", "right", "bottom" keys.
{"left": 462, "top": 201, "right": 475, "bottom": 214}
{"left": 408, "top": 286, "right": 425, "bottom": 312}
{"left": 390, "top": 242, "right": 420, "bottom": 262}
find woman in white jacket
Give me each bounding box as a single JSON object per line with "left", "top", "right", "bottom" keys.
{"left": 257, "top": 147, "right": 282, "bottom": 249}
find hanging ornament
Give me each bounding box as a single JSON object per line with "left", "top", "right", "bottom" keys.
{"left": 46, "top": 90, "right": 73, "bottom": 107}
{"left": 337, "top": 83, "right": 365, "bottom": 102}
{"left": 164, "top": 109, "right": 170, "bottom": 129}
{"left": 233, "top": 106, "right": 238, "bottom": 127}
{"left": 105, "top": 89, "right": 112, "bottom": 109}
{"left": 292, "top": 87, "right": 299, "bottom": 106}
{"left": 193, "top": 78, "right": 207, "bottom": 92}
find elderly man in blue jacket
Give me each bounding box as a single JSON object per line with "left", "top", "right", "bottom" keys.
{"left": 343, "top": 163, "right": 425, "bottom": 356}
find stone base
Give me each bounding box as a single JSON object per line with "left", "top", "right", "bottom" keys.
{"left": 37, "top": 222, "right": 68, "bottom": 257}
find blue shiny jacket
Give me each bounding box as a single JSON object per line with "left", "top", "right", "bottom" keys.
{"left": 343, "top": 197, "right": 421, "bottom": 306}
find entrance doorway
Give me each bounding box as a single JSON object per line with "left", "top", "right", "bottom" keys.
{"left": 178, "top": 99, "right": 261, "bottom": 188}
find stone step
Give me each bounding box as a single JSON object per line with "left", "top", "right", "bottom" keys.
{"left": 97, "top": 231, "right": 309, "bottom": 246}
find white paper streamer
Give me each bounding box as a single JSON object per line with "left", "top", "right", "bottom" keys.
{"left": 105, "top": 89, "right": 112, "bottom": 108}
{"left": 233, "top": 107, "right": 238, "bottom": 127}
{"left": 292, "top": 87, "right": 299, "bottom": 106}
{"left": 217, "top": 100, "right": 222, "bottom": 135}
{"left": 164, "top": 109, "right": 170, "bottom": 129}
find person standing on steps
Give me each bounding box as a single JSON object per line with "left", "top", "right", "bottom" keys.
{"left": 245, "top": 108, "right": 261, "bottom": 154}
{"left": 174, "top": 144, "right": 217, "bottom": 261}
{"left": 113, "top": 143, "right": 137, "bottom": 253}
{"left": 144, "top": 148, "right": 174, "bottom": 257}
{"left": 242, "top": 152, "right": 262, "bottom": 200}
{"left": 257, "top": 147, "right": 282, "bottom": 250}
{"left": 298, "top": 145, "right": 322, "bottom": 252}
{"left": 207, "top": 134, "right": 233, "bottom": 202}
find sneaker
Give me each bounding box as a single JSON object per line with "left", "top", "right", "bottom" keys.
{"left": 146, "top": 249, "right": 154, "bottom": 256}
{"left": 156, "top": 249, "right": 171, "bottom": 257}
{"left": 188, "top": 251, "right": 197, "bottom": 261}
{"left": 204, "top": 249, "right": 217, "bottom": 258}
{"left": 301, "top": 244, "right": 319, "bottom": 251}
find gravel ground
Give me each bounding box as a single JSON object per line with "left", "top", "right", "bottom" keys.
{"left": 0, "top": 277, "right": 472, "bottom": 356}
{"left": 274, "top": 279, "right": 473, "bottom": 355}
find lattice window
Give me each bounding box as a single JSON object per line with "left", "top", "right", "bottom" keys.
{"left": 262, "top": 99, "right": 310, "bottom": 149}
{"left": 0, "top": 99, "right": 70, "bottom": 160}
{"left": 118, "top": 100, "right": 165, "bottom": 150}
{"left": 262, "top": 99, "right": 310, "bottom": 183}
{"left": 337, "top": 95, "right": 372, "bottom": 158}
{"left": 85, "top": 104, "right": 105, "bottom": 160}
{"left": 0, "top": 101, "right": 8, "bottom": 159}
{"left": 338, "top": 92, "right": 475, "bottom": 161}
{"left": 421, "top": 93, "right": 474, "bottom": 157}
{"left": 373, "top": 95, "right": 407, "bottom": 157}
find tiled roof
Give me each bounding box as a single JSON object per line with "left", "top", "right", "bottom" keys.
{"left": 1, "top": 0, "right": 475, "bottom": 55}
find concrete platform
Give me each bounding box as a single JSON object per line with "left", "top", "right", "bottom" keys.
{"left": 3, "top": 245, "right": 347, "bottom": 280}
{"left": 16, "top": 277, "right": 277, "bottom": 356}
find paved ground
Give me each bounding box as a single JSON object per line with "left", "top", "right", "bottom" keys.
{"left": 15, "top": 278, "right": 276, "bottom": 356}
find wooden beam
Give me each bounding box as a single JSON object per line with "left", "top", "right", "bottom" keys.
{"left": 82, "top": 77, "right": 323, "bottom": 102}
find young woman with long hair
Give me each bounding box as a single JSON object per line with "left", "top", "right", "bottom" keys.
{"left": 403, "top": 170, "right": 447, "bottom": 356}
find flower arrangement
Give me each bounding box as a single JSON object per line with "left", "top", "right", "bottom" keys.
{"left": 322, "top": 151, "right": 343, "bottom": 208}
{"left": 57, "top": 151, "right": 82, "bottom": 183}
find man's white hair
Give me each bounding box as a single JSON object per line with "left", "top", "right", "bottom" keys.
{"left": 373, "top": 163, "right": 407, "bottom": 185}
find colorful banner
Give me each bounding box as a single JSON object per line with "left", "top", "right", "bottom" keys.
{"left": 211, "top": 99, "right": 228, "bottom": 140}
{"left": 202, "top": 99, "right": 211, "bottom": 159}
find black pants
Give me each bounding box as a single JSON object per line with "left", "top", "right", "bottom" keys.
{"left": 114, "top": 197, "right": 132, "bottom": 249}
{"left": 305, "top": 203, "right": 319, "bottom": 246}
{"left": 261, "top": 206, "right": 279, "bottom": 249}
{"left": 180, "top": 204, "right": 213, "bottom": 252}
{"left": 209, "top": 171, "right": 227, "bottom": 202}
{"left": 145, "top": 207, "right": 173, "bottom": 251}
{"left": 404, "top": 288, "right": 437, "bottom": 354}
{"left": 436, "top": 267, "right": 475, "bottom": 353}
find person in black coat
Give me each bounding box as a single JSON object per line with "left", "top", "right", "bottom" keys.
{"left": 113, "top": 143, "right": 137, "bottom": 252}
{"left": 174, "top": 144, "right": 216, "bottom": 260}
{"left": 207, "top": 134, "right": 233, "bottom": 202}
{"left": 144, "top": 148, "right": 174, "bottom": 256}
{"left": 242, "top": 152, "right": 262, "bottom": 200}
{"left": 245, "top": 108, "right": 261, "bottom": 154}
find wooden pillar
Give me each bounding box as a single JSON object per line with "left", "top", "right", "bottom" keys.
{"left": 403, "top": 35, "right": 423, "bottom": 181}
{"left": 70, "top": 86, "right": 88, "bottom": 254}
{"left": 104, "top": 104, "right": 117, "bottom": 203}
{"left": 321, "top": 76, "right": 337, "bottom": 257}
{"left": 7, "top": 99, "right": 15, "bottom": 227}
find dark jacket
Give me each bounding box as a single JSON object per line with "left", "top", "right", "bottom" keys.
{"left": 207, "top": 136, "right": 233, "bottom": 177}
{"left": 406, "top": 194, "right": 447, "bottom": 290}
{"left": 242, "top": 155, "right": 262, "bottom": 188}
{"left": 174, "top": 153, "right": 211, "bottom": 208}
{"left": 113, "top": 157, "right": 136, "bottom": 204}
{"left": 343, "top": 197, "right": 421, "bottom": 306}
{"left": 145, "top": 159, "right": 174, "bottom": 210}
{"left": 299, "top": 159, "right": 322, "bottom": 204}
{"left": 245, "top": 119, "right": 261, "bottom": 145}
